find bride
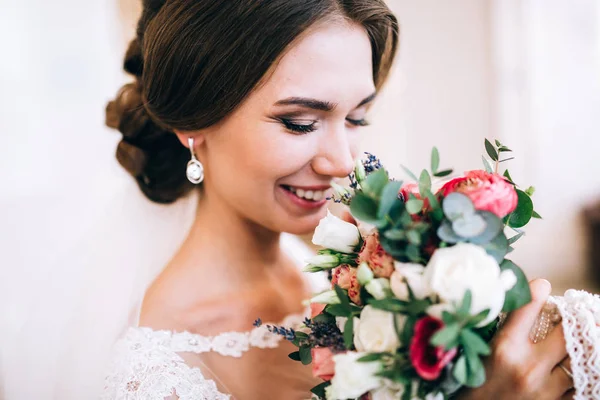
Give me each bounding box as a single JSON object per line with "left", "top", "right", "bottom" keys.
{"left": 5, "top": 0, "right": 575, "bottom": 399}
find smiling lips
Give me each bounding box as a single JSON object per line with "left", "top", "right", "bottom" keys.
{"left": 281, "top": 185, "right": 331, "bottom": 202}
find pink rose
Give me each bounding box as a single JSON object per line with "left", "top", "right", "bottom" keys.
{"left": 331, "top": 265, "right": 362, "bottom": 305}
{"left": 438, "top": 170, "right": 518, "bottom": 218}
{"left": 358, "top": 234, "right": 395, "bottom": 279}
{"left": 399, "top": 182, "right": 431, "bottom": 211}
{"left": 409, "top": 317, "right": 458, "bottom": 381}
{"left": 311, "top": 347, "right": 336, "bottom": 381}
{"left": 310, "top": 303, "right": 326, "bottom": 318}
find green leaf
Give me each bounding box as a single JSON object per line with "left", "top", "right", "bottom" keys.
{"left": 525, "top": 186, "right": 535, "bottom": 197}
{"left": 406, "top": 230, "right": 422, "bottom": 245}
{"left": 358, "top": 353, "right": 390, "bottom": 362}
{"left": 506, "top": 189, "right": 534, "bottom": 228}
{"left": 500, "top": 259, "right": 532, "bottom": 312}
{"left": 434, "top": 169, "right": 454, "bottom": 178}
{"left": 452, "top": 214, "right": 486, "bottom": 238}
{"left": 368, "top": 298, "right": 409, "bottom": 313}
{"left": 406, "top": 244, "right": 421, "bottom": 263}
{"left": 453, "top": 355, "right": 468, "bottom": 385}
{"left": 431, "top": 323, "right": 461, "bottom": 348}
{"left": 299, "top": 346, "right": 312, "bottom": 365}
{"left": 468, "top": 309, "right": 491, "bottom": 327}
{"left": 484, "top": 139, "right": 499, "bottom": 161}
{"left": 419, "top": 170, "right": 432, "bottom": 198}
{"left": 495, "top": 139, "right": 502, "bottom": 147}
{"left": 532, "top": 210, "right": 542, "bottom": 219}
{"left": 402, "top": 316, "right": 416, "bottom": 346}
{"left": 507, "top": 231, "right": 525, "bottom": 245}
{"left": 464, "top": 347, "right": 486, "bottom": 387}
{"left": 499, "top": 157, "right": 515, "bottom": 163}
{"left": 350, "top": 192, "right": 382, "bottom": 226}
{"left": 468, "top": 211, "right": 504, "bottom": 244}
{"left": 482, "top": 232, "right": 509, "bottom": 264}
{"left": 378, "top": 181, "right": 404, "bottom": 219}
{"left": 343, "top": 316, "right": 355, "bottom": 349}
{"left": 401, "top": 165, "right": 419, "bottom": 181}
{"left": 498, "top": 146, "right": 512, "bottom": 153}
{"left": 437, "top": 221, "right": 463, "bottom": 244}
{"left": 384, "top": 229, "right": 406, "bottom": 241}
{"left": 406, "top": 198, "right": 424, "bottom": 215}
{"left": 458, "top": 290, "right": 473, "bottom": 317}
{"left": 361, "top": 169, "right": 389, "bottom": 197}
{"left": 310, "top": 381, "right": 330, "bottom": 398}
{"left": 482, "top": 156, "right": 494, "bottom": 173}
{"left": 460, "top": 329, "right": 491, "bottom": 355}
{"left": 503, "top": 169, "right": 514, "bottom": 184}
{"left": 443, "top": 192, "right": 476, "bottom": 221}
{"left": 288, "top": 351, "right": 301, "bottom": 361}
{"left": 431, "top": 147, "right": 440, "bottom": 173}
{"left": 325, "top": 304, "right": 350, "bottom": 317}
{"left": 333, "top": 285, "right": 351, "bottom": 309}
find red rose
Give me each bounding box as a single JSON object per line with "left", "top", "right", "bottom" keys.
{"left": 358, "top": 234, "right": 395, "bottom": 279}
{"left": 311, "top": 347, "right": 336, "bottom": 381}
{"left": 438, "top": 170, "right": 518, "bottom": 218}
{"left": 331, "top": 265, "right": 362, "bottom": 305}
{"left": 410, "top": 316, "right": 458, "bottom": 381}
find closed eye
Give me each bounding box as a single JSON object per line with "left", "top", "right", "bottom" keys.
{"left": 279, "top": 118, "right": 317, "bottom": 134}
{"left": 346, "top": 118, "right": 370, "bottom": 127}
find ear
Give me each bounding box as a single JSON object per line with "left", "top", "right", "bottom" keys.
{"left": 174, "top": 130, "right": 206, "bottom": 149}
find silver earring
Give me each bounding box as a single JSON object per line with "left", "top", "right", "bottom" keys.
{"left": 186, "top": 137, "right": 204, "bottom": 184}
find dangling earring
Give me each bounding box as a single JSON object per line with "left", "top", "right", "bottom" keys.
{"left": 186, "top": 137, "right": 204, "bottom": 184}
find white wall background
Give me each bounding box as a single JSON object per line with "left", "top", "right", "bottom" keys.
{"left": 1, "top": 0, "right": 600, "bottom": 294}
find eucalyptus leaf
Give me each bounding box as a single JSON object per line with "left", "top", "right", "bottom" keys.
{"left": 384, "top": 229, "right": 406, "bottom": 241}
{"left": 532, "top": 210, "right": 542, "bottom": 219}
{"left": 507, "top": 231, "right": 525, "bottom": 245}
{"left": 406, "top": 198, "right": 424, "bottom": 215}
{"left": 378, "top": 180, "right": 404, "bottom": 219}
{"left": 431, "top": 147, "right": 440, "bottom": 173}
{"left": 401, "top": 165, "right": 419, "bottom": 181}
{"left": 362, "top": 169, "right": 389, "bottom": 197}
{"left": 452, "top": 214, "right": 486, "bottom": 238}
{"left": 406, "top": 230, "right": 421, "bottom": 245}
{"left": 460, "top": 329, "right": 491, "bottom": 356}
{"left": 501, "top": 259, "right": 532, "bottom": 312}
{"left": 495, "top": 139, "right": 502, "bottom": 147}
{"left": 484, "top": 139, "right": 498, "bottom": 161}
{"left": 443, "top": 192, "right": 476, "bottom": 221}
{"left": 506, "top": 189, "right": 534, "bottom": 228}
{"left": 406, "top": 244, "right": 421, "bottom": 263}
{"left": 350, "top": 192, "right": 383, "bottom": 226}
{"left": 482, "top": 232, "right": 509, "bottom": 263}
{"left": 468, "top": 211, "right": 504, "bottom": 244}
{"left": 437, "top": 221, "right": 463, "bottom": 244}
{"left": 482, "top": 156, "right": 494, "bottom": 173}
{"left": 464, "top": 348, "right": 486, "bottom": 387}
{"left": 419, "top": 170, "right": 432, "bottom": 198}
{"left": 453, "top": 355, "right": 468, "bottom": 385}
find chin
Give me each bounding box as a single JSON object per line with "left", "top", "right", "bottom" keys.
{"left": 279, "top": 210, "right": 327, "bottom": 236}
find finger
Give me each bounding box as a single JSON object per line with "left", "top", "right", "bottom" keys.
{"left": 536, "top": 324, "right": 568, "bottom": 369}
{"left": 559, "top": 388, "right": 575, "bottom": 400}
{"left": 549, "top": 361, "right": 574, "bottom": 395}
{"left": 502, "top": 279, "right": 552, "bottom": 341}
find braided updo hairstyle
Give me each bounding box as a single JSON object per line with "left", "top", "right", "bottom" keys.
{"left": 106, "top": 0, "right": 399, "bottom": 204}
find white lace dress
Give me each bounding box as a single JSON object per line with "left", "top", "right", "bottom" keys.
{"left": 101, "top": 313, "right": 307, "bottom": 399}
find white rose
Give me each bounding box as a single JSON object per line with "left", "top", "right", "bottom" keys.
{"left": 312, "top": 210, "right": 361, "bottom": 253}
{"left": 371, "top": 383, "right": 405, "bottom": 400}
{"left": 325, "top": 352, "right": 381, "bottom": 400}
{"left": 354, "top": 305, "right": 402, "bottom": 352}
{"left": 390, "top": 262, "right": 429, "bottom": 301}
{"left": 424, "top": 243, "right": 517, "bottom": 327}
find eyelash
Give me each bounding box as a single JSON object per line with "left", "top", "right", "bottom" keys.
{"left": 280, "top": 118, "right": 370, "bottom": 134}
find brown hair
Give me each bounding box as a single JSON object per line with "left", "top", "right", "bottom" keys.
{"left": 106, "top": 0, "right": 399, "bottom": 204}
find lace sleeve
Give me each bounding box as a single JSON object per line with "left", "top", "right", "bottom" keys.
{"left": 551, "top": 290, "right": 600, "bottom": 399}
{"left": 101, "top": 328, "right": 230, "bottom": 400}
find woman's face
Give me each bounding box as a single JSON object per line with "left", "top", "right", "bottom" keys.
{"left": 192, "top": 21, "right": 376, "bottom": 235}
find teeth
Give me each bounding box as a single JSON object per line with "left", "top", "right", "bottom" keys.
{"left": 286, "top": 186, "right": 328, "bottom": 201}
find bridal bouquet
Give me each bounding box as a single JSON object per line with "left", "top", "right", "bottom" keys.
{"left": 264, "top": 140, "right": 541, "bottom": 399}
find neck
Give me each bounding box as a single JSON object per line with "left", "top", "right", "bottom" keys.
{"left": 171, "top": 189, "right": 287, "bottom": 292}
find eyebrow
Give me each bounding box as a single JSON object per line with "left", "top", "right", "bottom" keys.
{"left": 274, "top": 92, "right": 377, "bottom": 112}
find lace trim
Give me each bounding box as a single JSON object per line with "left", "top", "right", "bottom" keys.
{"left": 552, "top": 290, "right": 600, "bottom": 400}
{"left": 135, "top": 312, "right": 306, "bottom": 357}
{"left": 102, "top": 311, "right": 307, "bottom": 399}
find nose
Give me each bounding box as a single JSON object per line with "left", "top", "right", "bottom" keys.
{"left": 311, "top": 124, "right": 356, "bottom": 178}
